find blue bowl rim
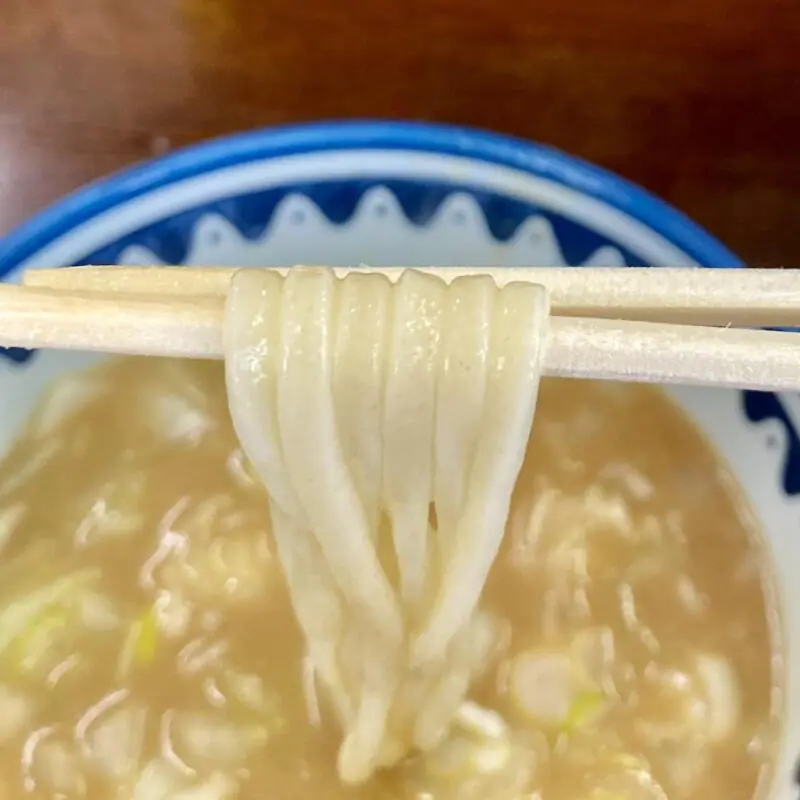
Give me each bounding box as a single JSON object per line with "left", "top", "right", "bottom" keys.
{"left": 0, "top": 119, "right": 744, "bottom": 272}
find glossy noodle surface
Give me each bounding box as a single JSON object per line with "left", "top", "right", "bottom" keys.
{"left": 224, "top": 269, "right": 551, "bottom": 782}
{"left": 0, "top": 358, "right": 782, "bottom": 800}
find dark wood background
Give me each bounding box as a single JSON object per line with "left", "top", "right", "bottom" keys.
{"left": 1, "top": 0, "right": 798, "bottom": 266}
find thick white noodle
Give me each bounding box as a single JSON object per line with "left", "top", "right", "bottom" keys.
{"left": 413, "top": 282, "right": 550, "bottom": 666}
{"left": 411, "top": 624, "right": 475, "bottom": 750}
{"left": 224, "top": 270, "right": 295, "bottom": 512}
{"left": 223, "top": 268, "right": 551, "bottom": 784}
{"left": 336, "top": 619, "right": 399, "bottom": 783}
{"left": 433, "top": 276, "right": 493, "bottom": 564}
{"left": 333, "top": 273, "right": 391, "bottom": 538}
{"left": 382, "top": 271, "right": 443, "bottom": 609}
{"left": 224, "top": 271, "right": 351, "bottom": 723}
{"left": 269, "top": 508, "right": 352, "bottom": 726}
{"left": 277, "top": 269, "right": 401, "bottom": 641}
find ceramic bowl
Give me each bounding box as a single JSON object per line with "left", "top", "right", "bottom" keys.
{"left": 0, "top": 121, "right": 794, "bottom": 799}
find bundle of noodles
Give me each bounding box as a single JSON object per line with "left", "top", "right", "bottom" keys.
{"left": 224, "top": 267, "right": 550, "bottom": 783}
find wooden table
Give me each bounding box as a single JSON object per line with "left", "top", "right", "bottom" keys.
{"left": 1, "top": 0, "right": 798, "bottom": 266}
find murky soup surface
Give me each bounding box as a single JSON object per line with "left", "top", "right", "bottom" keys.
{"left": 0, "top": 358, "right": 782, "bottom": 800}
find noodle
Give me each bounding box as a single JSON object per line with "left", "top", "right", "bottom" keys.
{"left": 224, "top": 267, "right": 551, "bottom": 783}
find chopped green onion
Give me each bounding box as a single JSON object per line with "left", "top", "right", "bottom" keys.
{"left": 0, "top": 568, "right": 99, "bottom": 675}
{"left": 564, "top": 690, "right": 606, "bottom": 733}
{"left": 11, "top": 607, "right": 70, "bottom": 673}
{"left": 134, "top": 609, "right": 158, "bottom": 665}
{"left": 118, "top": 608, "right": 159, "bottom": 678}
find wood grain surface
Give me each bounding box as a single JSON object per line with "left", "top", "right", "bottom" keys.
{"left": 1, "top": 0, "right": 798, "bottom": 265}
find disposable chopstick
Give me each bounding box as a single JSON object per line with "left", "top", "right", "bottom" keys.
{"left": 1, "top": 282, "right": 800, "bottom": 394}
{"left": 22, "top": 265, "right": 800, "bottom": 328}
{"left": 0, "top": 284, "right": 223, "bottom": 359}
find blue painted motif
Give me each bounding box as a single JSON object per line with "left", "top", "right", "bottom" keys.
{"left": 0, "top": 347, "right": 35, "bottom": 365}
{"left": 78, "top": 181, "right": 642, "bottom": 268}
{"left": 742, "top": 390, "right": 800, "bottom": 495}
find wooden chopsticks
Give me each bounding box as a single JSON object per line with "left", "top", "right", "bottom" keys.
{"left": 23, "top": 265, "right": 800, "bottom": 328}
{"left": 0, "top": 265, "right": 798, "bottom": 394}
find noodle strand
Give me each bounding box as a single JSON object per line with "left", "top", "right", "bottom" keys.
{"left": 382, "top": 271, "right": 443, "bottom": 610}
{"left": 224, "top": 267, "right": 551, "bottom": 783}
{"left": 413, "top": 283, "right": 550, "bottom": 666}
{"left": 278, "top": 270, "right": 402, "bottom": 641}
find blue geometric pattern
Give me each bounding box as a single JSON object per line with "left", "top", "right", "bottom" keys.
{"left": 78, "top": 181, "right": 643, "bottom": 269}
{"left": 743, "top": 391, "right": 800, "bottom": 495}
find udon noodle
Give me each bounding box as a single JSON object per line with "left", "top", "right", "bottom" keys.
{"left": 224, "top": 268, "right": 550, "bottom": 782}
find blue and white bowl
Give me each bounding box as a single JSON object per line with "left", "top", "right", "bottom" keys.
{"left": 0, "top": 121, "right": 795, "bottom": 798}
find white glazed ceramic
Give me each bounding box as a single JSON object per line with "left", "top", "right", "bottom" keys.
{"left": 0, "top": 121, "right": 794, "bottom": 799}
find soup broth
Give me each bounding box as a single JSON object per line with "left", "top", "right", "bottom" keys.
{"left": 0, "top": 358, "right": 782, "bottom": 800}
